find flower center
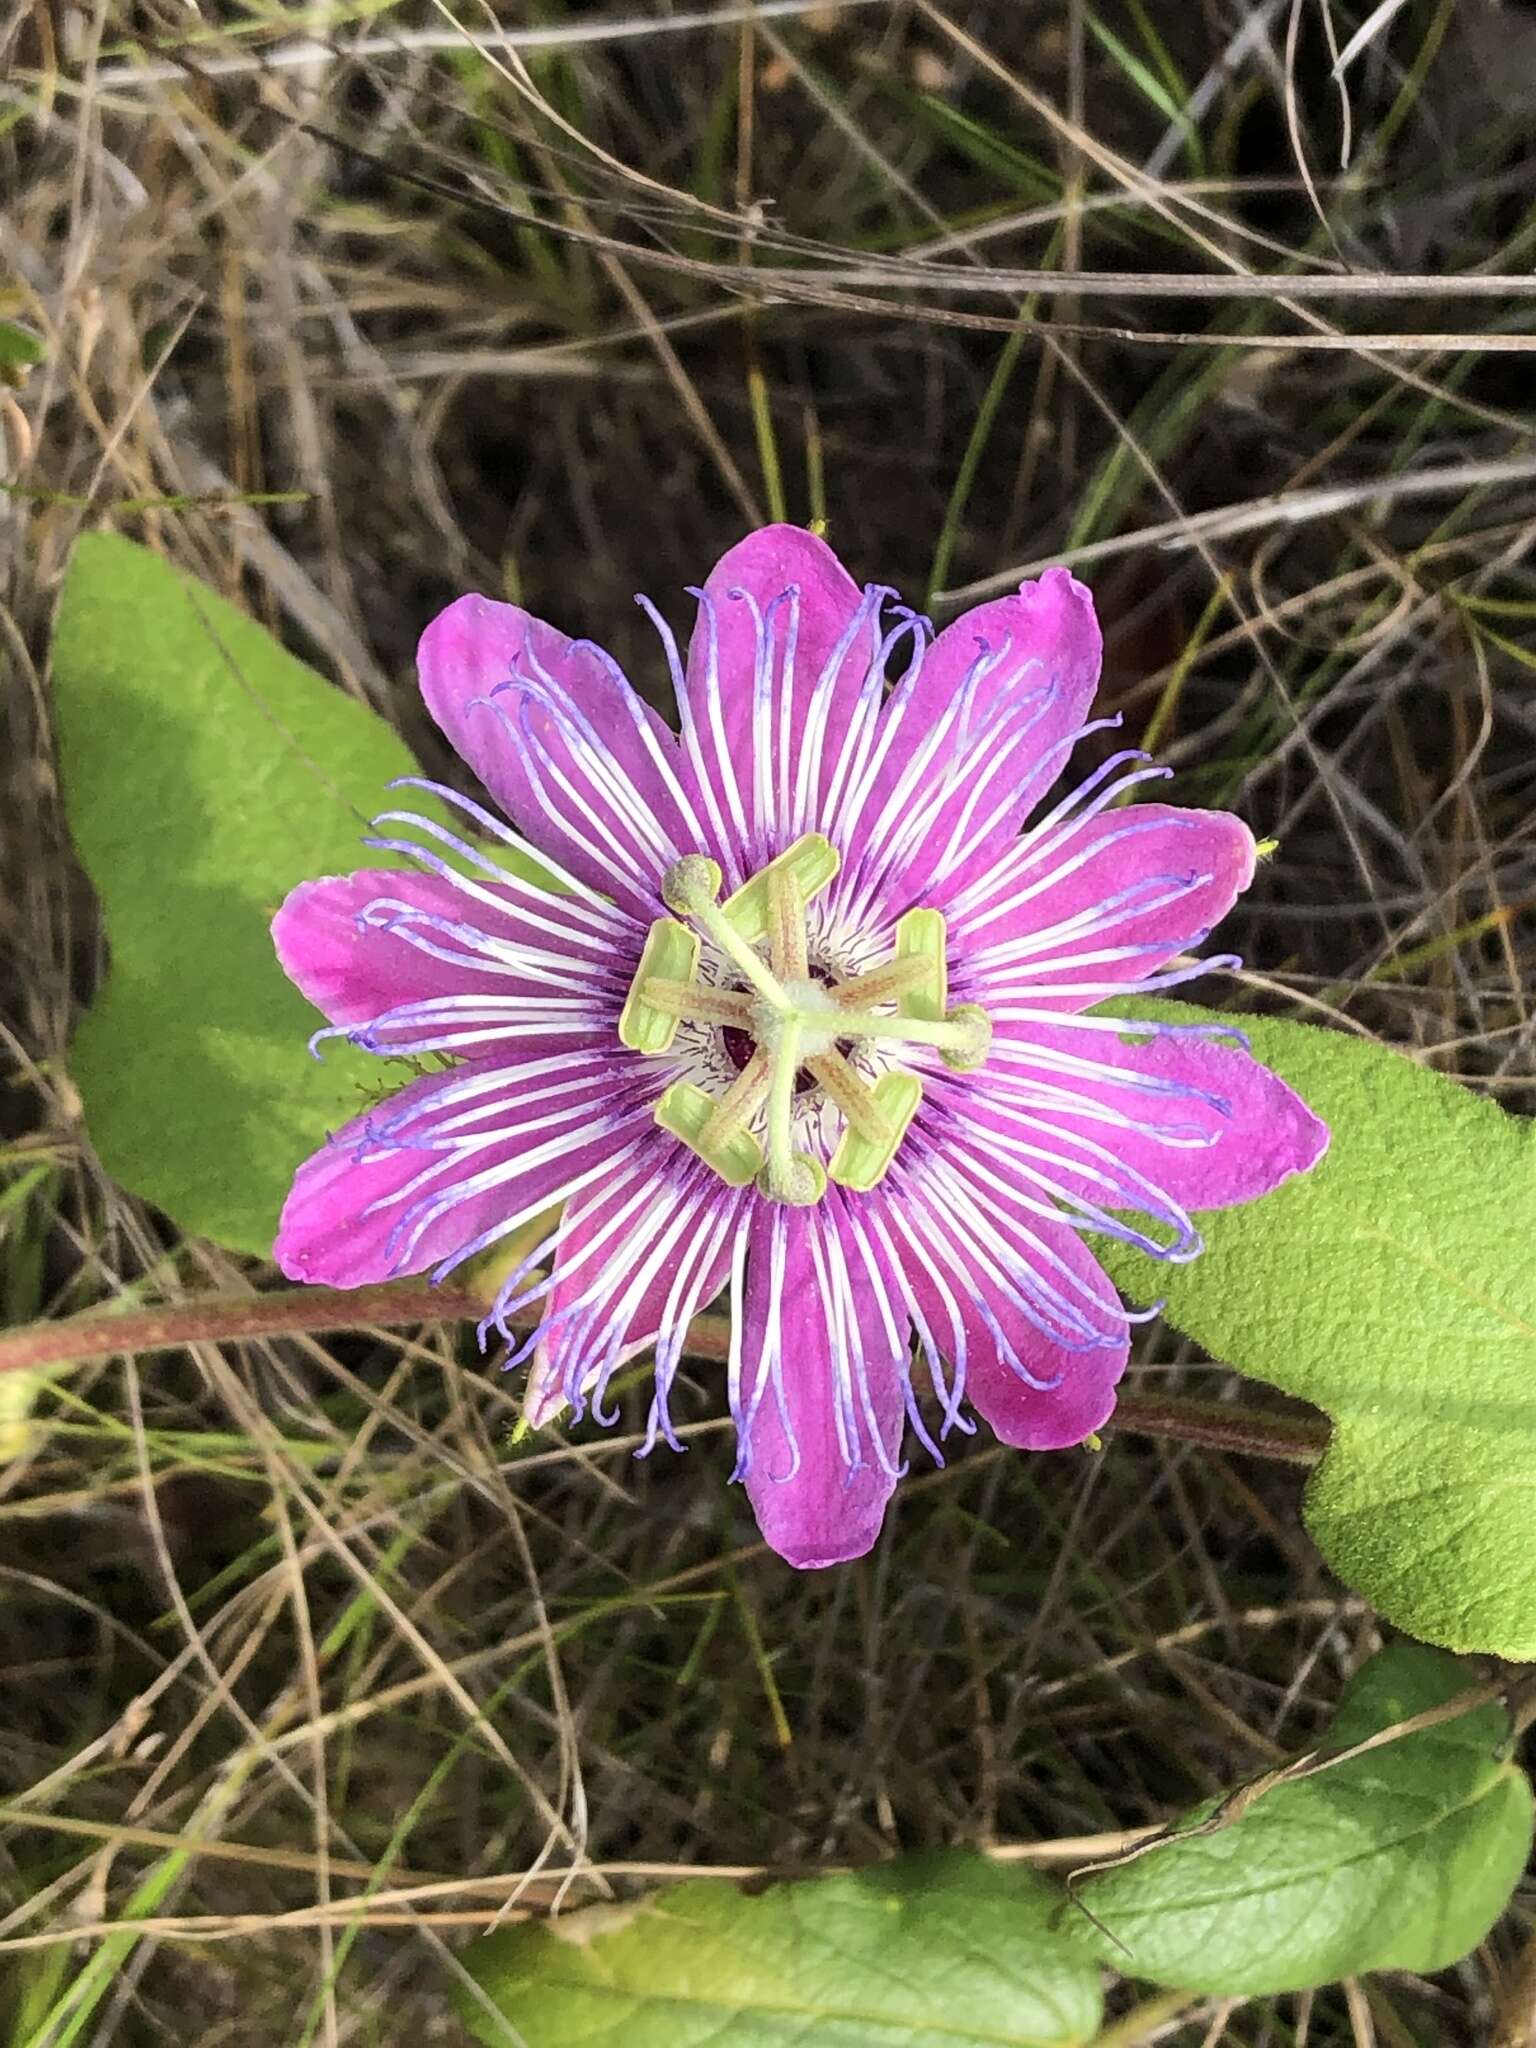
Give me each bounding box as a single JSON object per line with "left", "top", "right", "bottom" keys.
{"left": 618, "top": 833, "right": 991, "bottom": 1204}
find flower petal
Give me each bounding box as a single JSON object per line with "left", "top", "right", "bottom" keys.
{"left": 973, "top": 1020, "right": 1329, "bottom": 1221}
{"left": 521, "top": 1144, "right": 741, "bottom": 1434}
{"left": 836, "top": 568, "right": 1103, "bottom": 916}
{"left": 273, "top": 869, "right": 625, "bottom": 1029}
{"left": 877, "top": 1132, "right": 1131, "bottom": 1450}
{"left": 273, "top": 1049, "right": 649, "bottom": 1287}
{"left": 954, "top": 1226, "right": 1129, "bottom": 1450}
{"left": 737, "top": 1201, "right": 908, "bottom": 1569}
{"left": 681, "top": 524, "right": 886, "bottom": 881}
{"left": 417, "top": 594, "right": 704, "bottom": 918}
{"left": 953, "top": 804, "right": 1256, "bottom": 1013}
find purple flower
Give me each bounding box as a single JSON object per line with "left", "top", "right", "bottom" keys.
{"left": 273, "top": 526, "right": 1328, "bottom": 1568}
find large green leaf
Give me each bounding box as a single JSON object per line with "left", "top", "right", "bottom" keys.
{"left": 53, "top": 532, "right": 436, "bottom": 1256}
{"left": 1067, "top": 1642, "right": 1530, "bottom": 1995}
{"left": 1101, "top": 1001, "right": 1536, "bottom": 1657}
{"left": 454, "top": 1854, "right": 1103, "bottom": 2048}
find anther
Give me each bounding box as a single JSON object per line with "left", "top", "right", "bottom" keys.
{"left": 828, "top": 1072, "right": 923, "bottom": 1191}
{"left": 894, "top": 907, "right": 947, "bottom": 1021}
{"left": 719, "top": 832, "right": 839, "bottom": 943}
{"left": 618, "top": 918, "right": 700, "bottom": 1053}
{"left": 655, "top": 1081, "right": 763, "bottom": 1186}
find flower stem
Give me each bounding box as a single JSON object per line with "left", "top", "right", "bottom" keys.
{"left": 0, "top": 1293, "right": 1326, "bottom": 1463}
{"left": 0, "top": 1281, "right": 496, "bottom": 1375}
{"left": 1103, "top": 1392, "right": 1325, "bottom": 1466}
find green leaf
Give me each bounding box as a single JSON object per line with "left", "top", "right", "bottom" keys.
{"left": 53, "top": 532, "right": 438, "bottom": 1257}
{"left": 1069, "top": 1642, "right": 1531, "bottom": 1996}
{"left": 454, "top": 1854, "right": 1103, "bottom": 2048}
{"left": 1100, "top": 1001, "right": 1536, "bottom": 1658}
{"left": 0, "top": 317, "right": 45, "bottom": 382}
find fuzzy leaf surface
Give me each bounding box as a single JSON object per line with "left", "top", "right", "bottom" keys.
{"left": 53, "top": 533, "right": 434, "bottom": 1255}
{"left": 454, "top": 1854, "right": 1102, "bottom": 2048}
{"left": 1101, "top": 1001, "right": 1536, "bottom": 1657}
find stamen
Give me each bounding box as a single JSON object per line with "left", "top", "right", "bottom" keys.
{"left": 806, "top": 1049, "right": 894, "bottom": 1143}
{"left": 719, "top": 832, "right": 839, "bottom": 945}
{"left": 767, "top": 863, "right": 808, "bottom": 981}
{"left": 618, "top": 918, "right": 700, "bottom": 1053}
{"left": 663, "top": 853, "right": 786, "bottom": 1010}
{"left": 827, "top": 1070, "right": 923, "bottom": 1192}
{"left": 701, "top": 1047, "right": 773, "bottom": 1145}
{"left": 655, "top": 1080, "right": 763, "bottom": 1186}
{"left": 829, "top": 953, "right": 933, "bottom": 1009}
{"left": 893, "top": 907, "right": 946, "bottom": 1021}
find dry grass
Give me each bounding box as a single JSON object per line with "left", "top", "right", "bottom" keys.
{"left": 2, "top": 1, "right": 1535, "bottom": 2041}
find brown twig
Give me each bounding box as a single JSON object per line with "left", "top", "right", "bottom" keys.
{"left": 0, "top": 1282, "right": 1327, "bottom": 1464}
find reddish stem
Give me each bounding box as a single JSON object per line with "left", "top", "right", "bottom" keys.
{"left": 1102, "top": 1392, "right": 1325, "bottom": 1466}
{"left": 0, "top": 1285, "right": 1323, "bottom": 1462}
{"left": 0, "top": 1281, "right": 490, "bottom": 1373}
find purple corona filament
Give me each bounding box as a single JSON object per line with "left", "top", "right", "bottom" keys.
{"left": 271, "top": 526, "right": 1329, "bottom": 1569}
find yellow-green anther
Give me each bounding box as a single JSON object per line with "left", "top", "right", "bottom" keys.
{"left": 894, "top": 908, "right": 947, "bottom": 1022}
{"left": 828, "top": 1071, "right": 923, "bottom": 1191}
{"left": 655, "top": 1081, "right": 764, "bottom": 1186}
{"left": 937, "top": 1002, "right": 993, "bottom": 1072}
{"left": 618, "top": 919, "right": 700, "bottom": 1053}
{"left": 720, "top": 832, "right": 839, "bottom": 945}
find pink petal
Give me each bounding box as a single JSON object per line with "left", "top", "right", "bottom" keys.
{"left": 973, "top": 1020, "right": 1329, "bottom": 1218}
{"left": 898, "top": 1203, "right": 1129, "bottom": 1450}
{"left": 738, "top": 1204, "right": 907, "bottom": 1569}
{"left": 273, "top": 1051, "right": 646, "bottom": 1287}
{"left": 417, "top": 594, "right": 701, "bottom": 919}
{"left": 681, "top": 524, "right": 884, "bottom": 881}
{"left": 838, "top": 568, "right": 1103, "bottom": 909}
{"left": 954, "top": 804, "right": 1256, "bottom": 1012}
{"left": 524, "top": 1149, "right": 739, "bottom": 1432}
{"left": 964, "top": 1231, "right": 1129, "bottom": 1450}
{"left": 273, "top": 869, "right": 622, "bottom": 1029}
